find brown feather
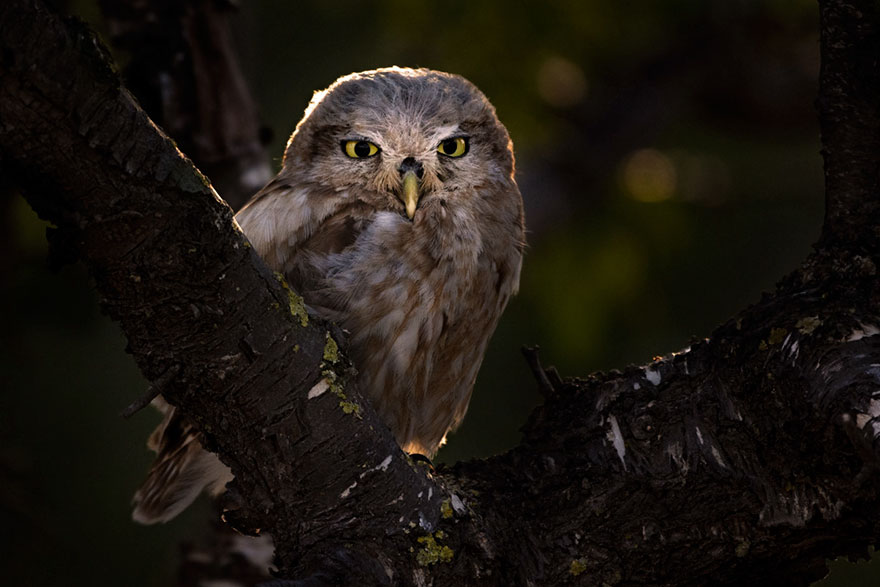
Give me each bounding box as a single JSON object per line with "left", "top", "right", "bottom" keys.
{"left": 132, "top": 399, "right": 231, "bottom": 523}
{"left": 133, "top": 67, "right": 525, "bottom": 522}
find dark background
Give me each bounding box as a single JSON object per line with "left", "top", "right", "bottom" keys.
{"left": 2, "top": 0, "right": 875, "bottom": 585}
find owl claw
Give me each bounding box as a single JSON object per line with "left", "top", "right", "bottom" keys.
{"left": 409, "top": 453, "right": 435, "bottom": 471}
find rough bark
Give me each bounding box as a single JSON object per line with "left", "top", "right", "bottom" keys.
{"left": 1, "top": 0, "right": 879, "bottom": 585}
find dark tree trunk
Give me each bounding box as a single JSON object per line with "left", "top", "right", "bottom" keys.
{"left": 1, "top": 0, "right": 879, "bottom": 585}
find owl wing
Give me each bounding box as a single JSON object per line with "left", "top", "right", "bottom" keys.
{"left": 235, "top": 180, "right": 376, "bottom": 314}
{"left": 236, "top": 178, "right": 361, "bottom": 269}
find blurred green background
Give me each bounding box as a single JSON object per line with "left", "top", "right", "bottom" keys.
{"left": 2, "top": 0, "right": 874, "bottom": 585}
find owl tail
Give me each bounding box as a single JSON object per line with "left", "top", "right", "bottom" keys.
{"left": 132, "top": 397, "right": 233, "bottom": 524}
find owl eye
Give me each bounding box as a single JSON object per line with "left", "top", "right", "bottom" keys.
{"left": 437, "top": 137, "right": 469, "bottom": 158}
{"left": 342, "top": 140, "right": 380, "bottom": 158}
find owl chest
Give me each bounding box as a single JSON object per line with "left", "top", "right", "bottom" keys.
{"left": 330, "top": 255, "right": 468, "bottom": 336}
{"left": 297, "top": 207, "right": 500, "bottom": 372}
{"left": 329, "top": 217, "right": 486, "bottom": 316}
{"left": 302, "top": 211, "right": 510, "bottom": 455}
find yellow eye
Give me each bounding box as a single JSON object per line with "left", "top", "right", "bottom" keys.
{"left": 437, "top": 137, "right": 469, "bottom": 158}
{"left": 342, "top": 140, "right": 379, "bottom": 158}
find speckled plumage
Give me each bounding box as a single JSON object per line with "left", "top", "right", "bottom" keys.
{"left": 133, "top": 67, "right": 525, "bottom": 524}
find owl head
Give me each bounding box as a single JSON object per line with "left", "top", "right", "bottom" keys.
{"left": 278, "top": 67, "right": 517, "bottom": 221}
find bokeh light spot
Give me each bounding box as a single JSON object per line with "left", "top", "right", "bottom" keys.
{"left": 537, "top": 56, "right": 588, "bottom": 108}
{"left": 620, "top": 148, "right": 677, "bottom": 203}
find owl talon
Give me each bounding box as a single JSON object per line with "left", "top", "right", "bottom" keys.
{"left": 409, "top": 453, "right": 435, "bottom": 471}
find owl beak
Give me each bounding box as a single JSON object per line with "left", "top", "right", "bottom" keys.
{"left": 401, "top": 171, "right": 420, "bottom": 220}
{"left": 398, "top": 157, "right": 424, "bottom": 220}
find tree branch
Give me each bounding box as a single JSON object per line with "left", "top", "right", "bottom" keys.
{"left": 0, "top": 1, "right": 448, "bottom": 581}
{"left": 3, "top": 0, "right": 880, "bottom": 584}
{"left": 817, "top": 0, "right": 880, "bottom": 248}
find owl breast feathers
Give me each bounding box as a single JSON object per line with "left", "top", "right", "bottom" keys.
{"left": 132, "top": 67, "right": 525, "bottom": 524}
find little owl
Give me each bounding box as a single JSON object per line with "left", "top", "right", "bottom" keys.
{"left": 133, "top": 67, "right": 525, "bottom": 524}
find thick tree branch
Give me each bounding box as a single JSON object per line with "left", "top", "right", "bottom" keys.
{"left": 0, "top": 1, "right": 449, "bottom": 582}
{"left": 3, "top": 0, "right": 880, "bottom": 585}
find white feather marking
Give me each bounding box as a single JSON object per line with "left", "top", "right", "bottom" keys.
{"left": 391, "top": 320, "right": 421, "bottom": 372}
{"left": 283, "top": 191, "right": 310, "bottom": 235}
{"left": 374, "top": 308, "right": 406, "bottom": 338}
{"left": 372, "top": 211, "right": 402, "bottom": 234}
{"left": 645, "top": 367, "right": 661, "bottom": 386}
{"left": 431, "top": 124, "right": 461, "bottom": 141}
{"left": 369, "top": 267, "right": 390, "bottom": 286}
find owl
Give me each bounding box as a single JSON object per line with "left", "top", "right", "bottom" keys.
{"left": 133, "top": 67, "right": 525, "bottom": 524}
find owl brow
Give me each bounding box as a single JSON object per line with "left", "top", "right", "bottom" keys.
{"left": 457, "top": 120, "right": 480, "bottom": 134}
{"left": 433, "top": 123, "right": 461, "bottom": 137}
{"left": 316, "top": 124, "right": 347, "bottom": 137}
{"left": 310, "top": 125, "right": 349, "bottom": 155}
{"left": 341, "top": 135, "right": 377, "bottom": 143}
